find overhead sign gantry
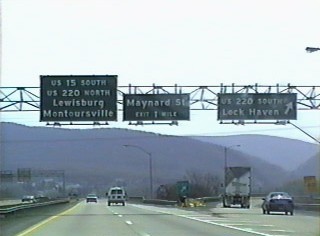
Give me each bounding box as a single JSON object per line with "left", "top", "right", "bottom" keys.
{"left": 1, "top": 82, "right": 318, "bottom": 142}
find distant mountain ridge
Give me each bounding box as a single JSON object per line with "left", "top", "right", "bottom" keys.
{"left": 192, "top": 135, "right": 319, "bottom": 171}
{"left": 0, "top": 122, "right": 318, "bottom": 194}
{"left": 292, "top": 153, "right": 320, "bottom": 179}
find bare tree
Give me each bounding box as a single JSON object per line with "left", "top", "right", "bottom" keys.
{"left": 184, "top": 170, "right": 221, "bottom": 198}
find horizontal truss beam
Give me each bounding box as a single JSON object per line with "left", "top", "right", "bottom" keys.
{"left": 1, "top": 84, "right": 319, "bottom": 112}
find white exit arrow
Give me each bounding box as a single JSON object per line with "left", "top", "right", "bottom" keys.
{"left": 284, "top": 102, "right": 293, "bottom": 115}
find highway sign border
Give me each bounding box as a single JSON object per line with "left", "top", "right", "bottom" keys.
{"left": 218, "top": 93, "right": 297, "bottom": 120}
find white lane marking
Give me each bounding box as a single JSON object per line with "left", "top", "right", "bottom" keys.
{"left": 130, "top": 204, "right": 290, "bottom": 236}
{"left": 183, "top": 216, "right": 288, "bottom": 236}
{"left": 204, "top": 218, "right": 234, "bottom": 222}
{"left": 125, "top": 220, "right": 133, "bottom": 225}
{"left": 106, "top": 206, "right": 119, "bottom": 215}
{"left": 270, "top": 229, "right": 295, "bottom": 233}
{"left": 108, "top": 206, "right": 150, "bottom": 235}
{"left": 259, "top": 225, "right": 274, "bottom": 227}
{"left": 122, "top": 218, "right": 151, "bottom": 236}
{"left": 187, "top": 218, "right": 213, "bottom": 223}
{"left": 211, "top": 219, "right": 259, "bottom": 223}
{"left": 226, "top": 223, "right": 256, "bottom": 226}
{"left": 185, "top": 214, "right": 212, "bottom": 218}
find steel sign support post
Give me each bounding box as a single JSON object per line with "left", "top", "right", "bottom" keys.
{"left": 148, "top": 153, "right": 153, "bottom": 199}
{"left": 224, "top": 144, "right": 241, "bottom": 170}
{"left": 62, "top": 171, "right": 66, "bottom": 197}
{"left": 123, "top": 144, "right": 153, "bottom": 199}
{"left": 288, "top": 122, "right": 320, "bottom": 144}
{"left": 305, "top": 47, "right": 320, "bottom": 53}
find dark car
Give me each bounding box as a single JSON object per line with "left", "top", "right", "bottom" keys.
{"left": 22, "top": 195, "right": 36, "bottom": 203}
{"left": 262, "top": 192, "right": 294, "bottom": 215}
{"left": 86, "top": 194, "right": 98, "bottom": 203}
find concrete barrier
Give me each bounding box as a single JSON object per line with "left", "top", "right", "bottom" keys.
{"left": 142, "top": 199, "right": 178, "bottom": 206}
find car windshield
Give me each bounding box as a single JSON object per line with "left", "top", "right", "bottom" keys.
{"left": 1, "top": 1, "right": 319, "bottom": 236}
{"left": 110, "top": 189, "right": 123, "bottom": 194}
{"left": 269, "top": 192, "right": 291, "bottom": 198}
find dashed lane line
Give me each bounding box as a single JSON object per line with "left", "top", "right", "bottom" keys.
{"left": 107, "top": 205, "right": 152, "bottom": 236}
{"left": 125, "top": 220, "right": 133, "bottom": 225}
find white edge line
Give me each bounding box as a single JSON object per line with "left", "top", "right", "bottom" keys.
{"left": 182, "top": 215, "right": 274, "bottom": 236}
{"left": 131, "top": 204, "right": 274, "bottom": 236}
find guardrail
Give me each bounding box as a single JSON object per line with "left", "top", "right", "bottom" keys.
{"left": 1, "top": 195, "right": 318, "bottom": 215}
{"left": 0, "top": 198, "right": 70, "bottom": 215}
{"left": 294, "top": 203, "right": 320, "bottom": 212}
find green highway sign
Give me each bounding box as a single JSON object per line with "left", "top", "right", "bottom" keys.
{"left": 176, "top": 180, "right": 190, "bottom": 197}
{"left": 218, "top": 93, "right": 297, "bottom": 120}
{"left": 123, "top": 94, "right": 190, "bottom": 121}
{"left": 40, "top": 75, "right": 117, "bottom": 122}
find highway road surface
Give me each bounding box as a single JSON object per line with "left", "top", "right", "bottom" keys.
{"left": 11, "top": 199, "right": 319, "bottom": 236}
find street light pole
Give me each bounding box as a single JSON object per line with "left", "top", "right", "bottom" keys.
{"left": 123, "top": 144, "right": 153, "bottom": 199}
{"left": 223, "top": 144, "right": 241, "bottom": 194}
{"left": 224, "top": 144, "right": 241, "bottom": 170}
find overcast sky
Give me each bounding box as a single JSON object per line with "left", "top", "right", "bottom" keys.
{"left": 1, "top": 0, "right": 319, "bottom": 143}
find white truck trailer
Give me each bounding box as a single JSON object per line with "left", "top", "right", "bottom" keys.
{"left": 222, "top": 167, "right": 251, "bottom": 208}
